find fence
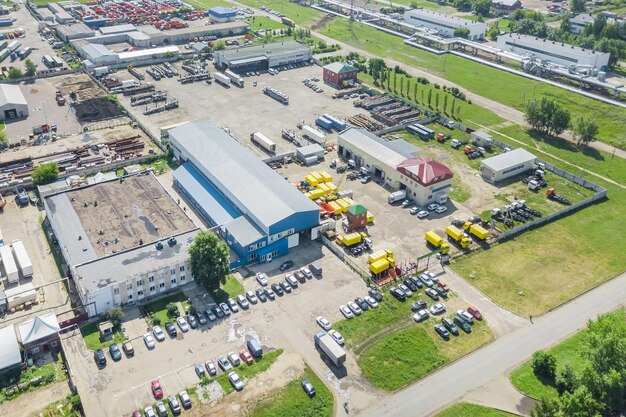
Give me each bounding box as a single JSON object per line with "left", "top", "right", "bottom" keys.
{"left": 58, "top": 116, "right": 133, "bottom": 138}
{"left": 0, "top": 68, "right": 82, "bottom": 84}
{"left": 320, "top": 235, "right": 371, "bottom": 281}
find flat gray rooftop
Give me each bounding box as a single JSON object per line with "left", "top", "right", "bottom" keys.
{"left": 221, "top": 40, "right": 310, "bottom": 59}
{"left": 481, "top": 148, "right": 537, "bottom": 171}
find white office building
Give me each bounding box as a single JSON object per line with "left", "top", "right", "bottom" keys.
{"left": 404, "top": 9, "right": 487, "bottom": 40}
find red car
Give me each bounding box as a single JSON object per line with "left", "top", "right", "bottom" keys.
{"left": 151, "top": 379, "right": 163, "bottom": 399}
{"left": 467, "top": 306, "right": 483, "bottom": 321}
{"left": 239, "top": 349, "right": 253, "bottom": 365}
{"left": 437, "top": 280, "right": 449, "bottom": 292}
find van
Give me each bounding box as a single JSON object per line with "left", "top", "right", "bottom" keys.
{"left": 308, "top": 263, "right": 322, "bottom": 276}
{"left": 247, "top": 339, "right": 263, "bottom": 358}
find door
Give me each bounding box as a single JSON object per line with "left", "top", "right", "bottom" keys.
{"left": 4, "top": 109, "right": 17, "bottom": 119}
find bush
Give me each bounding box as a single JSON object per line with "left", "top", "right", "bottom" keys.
{"left": 151, "top": 316, "right": 161, "bottom": 326}
{"left": 32, "top": 162, "right": 59, "bottom": 186}
{"left": 102, "top": 306, "right": 124, "bottom": 329}
{"left": 532, "top": 351, "right": 557, "bottom": 380}
{"left": 555, "top": 364, "right": 577, "bottom": 395}
{"left": 166, "top": 302, "right": 179, "bottom": 318}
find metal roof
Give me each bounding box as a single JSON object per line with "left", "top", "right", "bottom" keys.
{"left": 209, "top": 6, "right": 236, "bottom": 15}
{"left": 297, "top": 143, "right": 325, "bottom": 158}
{"left": 338, "top": 128, "right": 416, "bottom": 168}
{"left": 16, "top": 313, "right": 60, "bottom": 346}
{"left": 229, "top": 55, "right": 269, "bottom": 66}
{"left": 0, "top": 84, "right": 27, "bottom": 107}
{"left": 323, "top": 62, "right": 358, "bottom": 74}
{"left": 221, "top": 40, "right": 310, "bottom": 59}
{"left": 118, "top": 46, "right": 179, "bottom": 60}
{"left": 225, "top": 216, "right": 264, "bottom": 246}
{"left": 169, "top": 121, "right": 319, "bottom": 233}
{"left": 405, "top": 9, "right": 487, "bottom": 28}
{"left": 497, "top": 33, "right": 608, "bottom": 58}
{"left": 481, "top": 148, "right": 537, "bottom": 172}
{"left": 0, "top": 325, "right": 20, "bottom": 371}
{"left": 80, "top": 43, "right": 114, "bottom": 60}
{"left": 99, "top": 24, "right": 136, "bottom": 35}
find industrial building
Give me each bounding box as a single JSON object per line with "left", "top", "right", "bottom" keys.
{"left": 404, "top": 9, "right": 487, "bottom": 40}
{"left": 169, "top": 121, "right": 320, "bottom": 267}
{"left": 214, "top": 40, "right": 313, "bottom": 73}
{"left": 0, "top": 325, "right": 22, "bottom": 376}
{"left": 496, "top": 34, "right": 611, "bottom": 68}
{"left": 491, "top": 0, "right": 521, "bottom": 10}
{"left": 297, "top": 143, "right": 326, "bottom": 165}
{"left": 208, "top": 6, "right": 237, "bottom": 23}
{"left": 55, "top": 22, "right": 96, "bottom": 42}
{"left": 44, "top": 172, "right": 199, "bottom": 317}
{"left": 0, "top": 84, "right": 28, "bottom": 121}
{"left": 570, "top": 13, "right": 624, "bottom": 34}
{"left": 76, "top": 43, "right": 180, "bottom": 69}
{"left": 480, "top": 148, "right": 537, "bottom": 183}
{"left": 323, "top": 62, "right": 358, "bottom": 89}
{"left": 337, "top": 128, "right": 453, "bottom": 205}
{"left": 16, "top": 313, "right": 60, "bottom": 358}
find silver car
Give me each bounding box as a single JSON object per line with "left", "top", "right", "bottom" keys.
{"left": 229, "top": 371, "right": 244, "bottom": 391}
{"left": 237, "top": 294, "right": 250, "bottom": 309}
{"left": 347, "top": 301, "right": 362, "bottom": 316}
{"left": 152, "top": 326, "right": 165, "bottom": 342}
{"left": 246, "top": 290, "right": 258, "bottom": 304}
{"left": 143, "top": 333, "right": 156, "bottom": 349}
{"left": 228, "top": 298, "right": 239, "bottom": 313}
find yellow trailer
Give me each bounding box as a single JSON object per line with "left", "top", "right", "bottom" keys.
{"left": 305, "top": 174, "right": 319, "bottom": 186}
{"left": 463, "top": 222, "right": 489, "bottom": 240}
{"left": 311, "top": 172, "right": 323, "bottom": 182}
{"left": 319, "top": 171, "right": 332, "bottom": 183}
{"left": 425, "top": 231, "right": 450, "bottom": 254}
{"left": 343, "top": 197, "right": 355, "bottom": 206}
{"left": 369, "top": 258, "right": 390, "bottom": 274}
{"left": 328, "top": 201, "right": 342, "bottom": 215}
{"left": 336, "top": 198, "right": 351, "bottom": 212}
{"left": 317, "top": 183, "right": 330, "bottom": 195}
{"left": 368, "top": 249, "right": 393, "bottom": 264}
{"left": 341, "top": 232, "right": 362, "bottom": 247}
{"left": 446, "top": 226, "right": 471, "bottom": 248}
{"left": 326, "top": 182, "right": 338, "bottom": 193}
{"left": 308, "top": 189, "right": 325, "bottom": 200}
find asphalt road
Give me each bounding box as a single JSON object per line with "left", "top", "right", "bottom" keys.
{"left": 357, "top": 271, "right": 626, "bottom": 417}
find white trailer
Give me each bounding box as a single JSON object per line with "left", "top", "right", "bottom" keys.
{"left": 302, "top": 125, "right": 326, "bottom": 145}
{"left": 4, "top": 282, "right": 37, "bottom": 310}
{"left": 11, "top": 240, "right": 32, "bottom": 278}
{"left": 251, "top": 132, "right": 276, "bottom": 153}
{"left": 214, "top": 72, "right": 231, "bottom": 86}
{"left": 0, "top": 245, "right": 18, "bottom": 284}
{"left": 314, "top": 332, "right": 346, "bottom": 367}
{"left": 224, "top": 69, "right": 244, "bottom": 87}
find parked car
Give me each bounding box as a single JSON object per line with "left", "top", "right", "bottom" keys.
{"left": 205, "top": 308, "right": 218, "bottom": 321}
{"left": 228, "top": 298, "right": 239, "bottom": 313}
{"left": 94, "top": 349, "right": 107, "bottom": 367}
{"left": 398, "top": 284, "right": 412, "bottom": 297}
{"left": 390, "top": 287, "right": 406, "bottom": 301}
{"left": 229, "top": 371, "right": 244, "bottom": 391}
{"left": 417, "top": 210, "right": 429, "bottom": 219}
{"left": 427, "top": 203, "right": 440, "bottom": 211}
{"left": 328, "top": 329, "right": 345, "bottom": 346}
{"left": 153, "top": 326, "right": 166, "bottom": 341}
{"left": 425, "top": 288, "right": 440, "bottom": 301}
{"left": 165, "top": 323, "right": 178, "bottom": 338}
{"left": 187, "top": 314, "right": 198, "bottom": 329}
{"left": 434, "top": 324, "right": 450, "bottom": 340}
{"left": 143, "top": 333, "right": 156, "bottom": 349}
{"left": 294, "top": 270, "right": 306, "bottom": 283}
{"left": 368, "top": 288, "right": 383, "bottom": 302}
{"left": 265, "top": 288, "right": 276, "bottom": 300}
{"left": 155, "top": 402, "right": 167, "bottom": 417}
{"left": 316, "top": 316, "right": 332, "bottom": 330}
{"left": 442, "top": 317, "right": 459, "bottom": 336}
{"left": 255, "top": 288, "right": 268, "bottom": 302}
{"left": 364, "top": 296, "right": 379, "bottom": 308}
{"left": 109, "top": 342, "right": 122, "bottom": 361}
{"left": 151, "top": 379, "right": 164, "bottom": 399}
{"left": 205, "top": 361, "right": 217, "bottom": 376}
{"left": 403, "top": 278, "right": 418, "bottom": 292}
{"left": 240, "top": 349, "right": 254, "bottom": 365}
{"left": 435, "top": 205, "right": 448, "bottom": 214}
{"left": 454, "top": 315, "right": 472, "bottom": 333}
{"left": 280, "top": 281, "right": 292, "bottom": 293}
{"left": 437, "top": 280, "right": 450, "bottom": 292}
{"left": 217, "top": 355, "right": 232, "bottom": 371}
{"left": 411, "top": 300, "right": 427, "bottom": 312}
{"left": 458, "top": 309, "right": 475, "bottom": 324}
{"left": 168, "top": 395, "right": 181, "bottom": 415}
{"left": 355, "top": 297, "right": 369, "bottom": 311}
{"left": 434, "top": 286, "right": 448, "bottom": 298}
{"left": 409, "top": 275, "right": 424, "bottom": 288}
{"left": 347, "top": 301, "right": 362, "bottom": 316}
{"left": 419, "top": 273, "right": 434, "bottom": 287}
{"left": 301, "top": 267, "right": 313, "bottom": 279}
{"left": 413, "top": 309, "right": 430, "bottom": 322}
{"left": 194, "top": 363, "right": 206, "bottom": 378}
{"left": 279, "top": 260, "right": 294, "bottom": 271}
{"left": 425, "top": 270, "right": 438, "bottom": 283}
{"left": 176, "top": 317, "right": 190, "bottom": 332}
{"left": 301, "top": 380, "right": 316, "bottom": 397}
{"left": 144, "top": 406, "right": 156, "bottom": 417}
{"left": 236, "top": 295, "right": 249, "bottom": 309}
{"left": 361, "top": 175, "right": 371, "bottom": 184}
{"left": 430, "top": 303, "right": 446, "bottom": 315}
{"left": 228, "top": 351, "right": 241, "bottom": 367}
{"left": 179, "top": 390, "right": 191, "bottom": 409}
{"left": 123, "top": 341, "right": 134, "bottom": 357}
{"left": 255, "top": 272, "right": 268, "bottom": 286}
{"left": 467, "top": 306, "right": 483, "bottom": 320}
{"left": 219, "top": 302, "right": 231, "bottom": 316}
{"left": 272, "top": 283, "right": 284, "bottom": 296}
{"left": 409, "top": 206, "right": 420, "bottom": 215}
{"left": 401, "top": 199, "right": 413, "bottom": 208}
{"left": 213, "top": 305, "right": 225, "bottom": 318}
{"left": 340, "top": 305, "right": 354, "bottom": 319}
{"left": 285, "top": 274, "right": 299, "bottom": 288}
{"left": 243, "top": 291, "right": 256, "bottom": 304}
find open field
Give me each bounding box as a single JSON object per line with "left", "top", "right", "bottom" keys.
{"left": 434, "top": 402, "right": 520, "bottom": 417}
{"left": 247, "top": 15, "right": 288, "bottom": 31}
{"left": 185, "top": 0, "right": 231, "bottom": 8}
{"left": 248, "top": 364, "right": 333, "bottom": 417}
{"left": 234, "top": 0, "right": 323, "bottom": 26}
{"left": 213, "top": 274, "right": 246, "bottom": 303}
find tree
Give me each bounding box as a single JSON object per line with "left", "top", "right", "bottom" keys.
{"left": 435, "top": 92, "right": 440, "bottom": 110}
{"left": 571, "top": 115, "right": 599, "bottom": 146}
{"left": 188, "top": 230, "right": 229, "bottom": 292}
{"left": 532, "top": 350, "right": 557, "bottom": 380}
{"left": 454, "top": 27, "right": 470, "bottom": 38}
{"left": 451, "top": 97, "right": 457, "bottom": 115}
{"left": 102, "top": 306, "right": 124, "bottom": 329}
{"left": 559, "top": 386, "right": 602, "bottom": 417}
{"left": 421, "top": 90, "right": 424, "bottom": 104}
{"left": 213, "top": 40, "right": 226, "bottom": 50}
{"left": 166, "top": 302, "right": 179, "bottom": 319}
{"left": 8, "top": 67, "right": 22, "bottom": 79}
{"left": 24, "top": 59, "right": 37, "bottom": 77}
{"left": 560, "top": 15, "right": 571, "bottom": 33}
{"left": 456, "top": 105, "right": 461, "bottom": 117}
{"left": 488, "top": 26, "right": 500, "bottom": 41}
{"left": 443, "top": 94, "right": 448, "bottom": 114}
{"left": 413, "top": 80, "right": 418, "bottom": 101}
{"left": 454, "top": 0, "right": 472, "bottom": 11}
{"left": 569, "top": 0, "right": 586, "bottom": 13}
{"left": 530, "top": 397, "right": 560, "bottom": 417}
{"left": 524, "top": 97, "right": 570, "bottom": 136}
{"left": 427, "top": 89, "right": 432, "bottom": 107}
{"left": 555, "top": 364, "right": 578, "bottom": 395}
{"left": 32, "top": 162, "right": 59, "bottom": 185}
{"left": 474, "top": 0, "right": 492, "bottom": 17}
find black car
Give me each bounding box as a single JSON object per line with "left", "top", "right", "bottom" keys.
{"left": 403, "top": 279, "right": 418, "bottom": 292}
{"left": 165, "top": 323, "right": 178, "bottom": 337}
{"left": 280, "top": 281, "right": 292, "bottom": 293}
{"left": 255, "top": 288, "right": 268, "bottom": 302}
{"left": 409, "top": 276, "right": 424, "bottom": 289}
{"left": 272, "top": 283, "right": 284, "bottom": 296}
{"left": 434, "top": 324, "right": 450, "bottom": 340}
{"left": 434, "top": 286, "right": 448, "bottom": 299}
{"left": 411, "top": 300, "right": 427, "bottom": 312}
{"left": 301, "top": 380, "right": 316, "bottom": 397}
{"left": 279, "top": 260, "right": 294, "bottom": 271}
{"left": 425, "top": 288, "right": 440, "bottom": 301}
{"left": 442, "top": 317, "right": 459, "bottom": 336}
{"left": 355, "top": 297, "right": 369, "bottom": 311}
{"left": 368, "top": 288, "right": 383, "bottom": 302}
{"left": 454, "top": 315, "right": 472, "bottom": 333}
{"left": 109, "top": 342, "right": 122, "bottom": 361}
{"left": 389, "top": 287, "right": 405, "bottom": 301}
{"left": 94, "top": 349, "right": 107, "bottom": 368}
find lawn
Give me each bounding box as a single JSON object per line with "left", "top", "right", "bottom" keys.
{"left": 358, "top": 319, "right": 494, "bottom": 390}
{"left": 434, "top": 402, "right": 519, "bottom": 417}
{"left": 318, "top": 18, "right": 626, "bottom": 149}
{"left": 248, "top": 15, "right": 288, "bottom": 31}
{"left": 212, "top": 274, "right": 245, "bottom": 303}
{"left": 185, "top": 0, "right": 231, "bottom": 8}
{"left": 234, "top": 0, "right": 323, "bottom": 26}
{"left": 0, "top": 357, "right": 68, "bottom": 403}
{"left": 386, "top": 0, "right": 457, "bottom": 13}
{"left": 143, "top": 292, "right": 190, "bottom": 326}
{"left": 33, "top": 394, "right": 82, "bottom": 417}
{"left": 213, "top": 349, "right": 283, "bottom": 394}
{"left": 80, "top": 321, "right": 126, "bottom": 351}
{"left": 248, "top": 364, "right": 333, "bottom": 417}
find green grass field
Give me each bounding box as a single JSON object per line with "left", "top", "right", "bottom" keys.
{"left": 234, "top": 0, "right": 323, "bottom": 26}
{"left": 143, "top": 292, "right": 189, "bottom": 325}
{"left": 213, "top": 274, "right": 245, "bottom": 303}
{"left": 185, "top": 0, "right": 231, "bottom": 8}
{"left": 248, "top": 364, "right": 333, "bottom": 417}
{"left": 80, "top": 322, "right": 126, "bottom": 351}
{"left": 434, "top": 402, "right": 519, "bottom": 417}
{"left": 213, "top": 349, "right": 283, "bottom": 394}
{"left": 247, "top": 15, "right": 288, "bottom": 31}
{"left": 386, "top": 0, "right": 457, "bottom": 13}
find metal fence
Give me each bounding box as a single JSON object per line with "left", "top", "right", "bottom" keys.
{"left": 320, "top": 235, "right": 371, "bottom": 281}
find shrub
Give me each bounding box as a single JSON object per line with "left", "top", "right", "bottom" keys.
{"left": 166, "top": 302, "right": 179, "bottom": 318}
{"left": 532, "top": 351, "right": 557, "bottom": 380}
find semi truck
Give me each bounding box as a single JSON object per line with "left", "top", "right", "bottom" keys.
{"left": 463, "top": 222, "right": 489, "bottom": 240}
{"left": 314, "top": 332, "right": 346, "bottom": 367}
{"left": 214, "top": 72, "right": 231, "bottom": 86}
{"left": 339, "top": 232, "right": 369, "bottom": 247}
{"left": 251, "top": 132, "right": 276, "bottom": 153}
{"left": 446, "top": 226, "right": 470, "bottom": 248}
{"left": 10, "top": 240, "right": 32, "bottom": 278}
{"left": 224, "top": 69, "right": 244, "bottom": 87}
{"left": 263, "top": 86, "right": 289, "bottom": 104}
{"left": 1, "top": 244, "right": 18, "bottom": 284}
{"left": 388, "top": 190, "right": 406, "bottom": 204}
{"left": 302, "top": 125, "right": 325, "bottom": 144}
{"left": 425, "top": 231, "right": 450, "bottom": 254}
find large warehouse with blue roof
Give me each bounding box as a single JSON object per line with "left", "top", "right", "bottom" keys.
{"left": 170, "top": 121, "right": 320, "bottom": 267}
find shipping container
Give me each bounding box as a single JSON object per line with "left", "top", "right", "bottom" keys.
{"left": 0, "top": 48, "right": 10, "bottom": 63}
{"left": 319, "top": 171, "right": 332, "bottom": 183}
{"left": 368, "top": 249, "right": 393, "bottom": 264}
{"left": 7, "top": 40, "right": 20, "bottom": 52}
{"left": 4, "top": 283, "right": 37, "bottom": 309}
{"left": 304, "top": 174, "right": 319, "bottom": 186}
{"left": 224, "top": 69, "right": 244, "bottom": 87}
{"left": 326, "top": 182, "right": 338, "bottom": 193}
{"left": 328, "top": 201, "right": 342, "bottom": 214}
{"left": 317, "top": 183, "right": 330, "bottom": 195}
{"left": 369, "top": 258, "right": 390, "bottom": 274}
{"left": 314, "top": 332, "right": 345, "bottom": 367}
{"left": 315, "top": 116, "right": 333, "bottom": 130}
{"left": 0, "top": 244, "right": 18, "bottom": 284}
{"left": 251, "top": 132, "right": 276, "bottom": 153}
{"left": 214, "top": 72, "right": 231, "bottom": 86}
{"left": 407, "top": 123, "right": 435, "bottom": 140}
{"left": 0, "top": 40, "right": 7, "bottom": 51}
{"left": 323, "top": 113, "right": 346, "bottom": 130}
{"left": 10, "top": 240, "right": 32, "bottom": 278}
{"left": 262, "top": 86, "right": 288, "bottom": 104}
{"left": 18, "top": 47, "right": 31, "bottom": 60}
{"left": 302, "top": 125, "right": 326, "bottom": 144}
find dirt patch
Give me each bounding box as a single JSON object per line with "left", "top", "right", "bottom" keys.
{"left": 74, "top": 97, "right": 125, "bottom": 122}
{"left": 311, "top": 14, "right": 334, "bottom": 31}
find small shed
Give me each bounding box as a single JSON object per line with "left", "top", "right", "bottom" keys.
{"left": 297, "top": 144, "right": 325, "bottom": 165}
{"left": 16, "top": 312, "right": 61, "bottom": 357}
{"left": 345, "top": 204, "right": 368, "bottom": 232}
{"left": 98, "top": 321, "right": 114, "bottom": 341}
{"left": 480, "top": 148, "right": 537, "bottom": 184}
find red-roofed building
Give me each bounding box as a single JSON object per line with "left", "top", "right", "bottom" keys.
{"left": 396, "top": 157, "right": 453, "bottom": 205}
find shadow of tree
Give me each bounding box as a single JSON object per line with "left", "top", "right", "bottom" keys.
{"left": 526, "top": 129, "right": 605, "bottom": 162}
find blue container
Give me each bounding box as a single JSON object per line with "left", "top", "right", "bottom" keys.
{"left": 316, "top": 116, "right": 333, "bottom": 130}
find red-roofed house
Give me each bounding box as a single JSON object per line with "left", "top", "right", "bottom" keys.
{"left": 396, "top": 157, "right": 453, "bottom": 205}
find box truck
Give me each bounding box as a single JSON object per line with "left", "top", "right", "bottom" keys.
{"left": 1, "top": 244, "right": 19, "bottom": 284}
{"left": 314, "top": 332, "right": 346, "bottom": 367}
{"left": 339, "top": 232, "right": 369, "bottom": 247}
{"left": 302, "top": 125, "right": 325, "bottom": 144}
{"left": 214, "top": 72, "right": 231, "bottom": 86}
{"left": 11, "top": 240, "right": 32, "bottom": 278}
{"left": 446, "top": 226, "right": 470, "bottom": 248}
{"left": 224, "top": 69, "right": 244, "bottom": 87}
{"left": 251, "top": 132, "right": 276, "bottom": 153}
{"left": 425, "top": 231, "right": 450, "bottom": 254}
{"left": 387, "top": 190, "right": 406, "bottom": 204}
{"left": 463, "top": 222, "right": 489, "bottom": 240}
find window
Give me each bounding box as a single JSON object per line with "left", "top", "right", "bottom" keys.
{"left": 179, "top": 265, "right": 185, "bottom": 272}
{"left": 31, "top": 347, "right": 40, "bottom": 354}
{"left": 128, "top": 294, "right": 133, "bottom": 300}
{"left": 271, "top": 249, "right": 280, "bottom": 257}
{"left": 171, "top": 268, "right": 176, "bottom": 275}
{"left": 137, "top": 290, "right": 143, "bottom": 296}
{"left": 428, "top": 195, "right": 432, "bottom": 199}
{"left": 148, "top": 276, "right": 154, "bottom": 283}
{"left": 248, "top": 253, "right": 258, "bottom": 261}
{"left": 159, "top": 282, "right": 165, "bottom": 288}
{"left": 137, "top": 280, "right": 143, "bottom": 286}
{"left": 126, "top": 283, "right": 132, "bottom": 291}
{"left": 171, "top": 278, "right": 176, "bottom": 284}
{"left": 150, "top": 286, "right": 156, "bottom": 292}
{"left": 180, "top": 275, "right": 186, "bottom": 282}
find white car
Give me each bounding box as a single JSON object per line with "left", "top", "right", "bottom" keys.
{"left": 265, "top": 288, "right": 276, "bottom": 300}
{"left": 229, "top": 371, "right": 244, "bottom": 391}
{"left": 413, "top": 309, "right": 430, "bottom": 322}
{"left": 409, "top": 207, "right": 420, "bottom": 215}
{"left": 458, "top": 310, "right": 475, "bottom": 324}
{"left": 316, "top": 316, "right": 332, "bottom": 330}
{"left": 143, "top": 333, "right": 156, "bottom": 349}
{"left": 228, "top": 298, "right": 239, "bottom": 313}
{"left": 152, "top": 325, "right": 165, "bottom": 342}
{"left": 417, "top": 210, "right": 429, "bottom": 219}
{"left": 285, "top": 274, "right": 299, "bottom": 288}
{"left": 427, "top": 203, "right": 440, "bottom": 211}
{"left": 364, "top": 296, "right": 379, "bottom": 308}
{"left": 227, "top": 351, "right": 241, "bottom": 367}
{"left": 328, "top": 329, "right": 345, "bottom": 346}
{"left": 176, "top": 317, "right": 190, "bottom": 332}
{"left": 435, "top": 205, "right": 448, "bottom": 214}
{"left": 339, "top": 305, "right": 354, "bottom": 319}
{"left": 144, "top": 406, "right": 156, "bottom": 417}
{"left": 430, "top": 303, "right": 446, "bottom": 315}
{"left": 300, "top": 267, "right": 312, "bottom": 279}
{"left": 246, "top": 290, "right": 258, "bottom": 304}
{"left": 237, "top": 294, "right": 250, "bottom": 309}
{"left": 255, "top": 272, "right": 269, "bottom": 286}
{"left": 347, "top": 301, "right": 362, "bottom": 316}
